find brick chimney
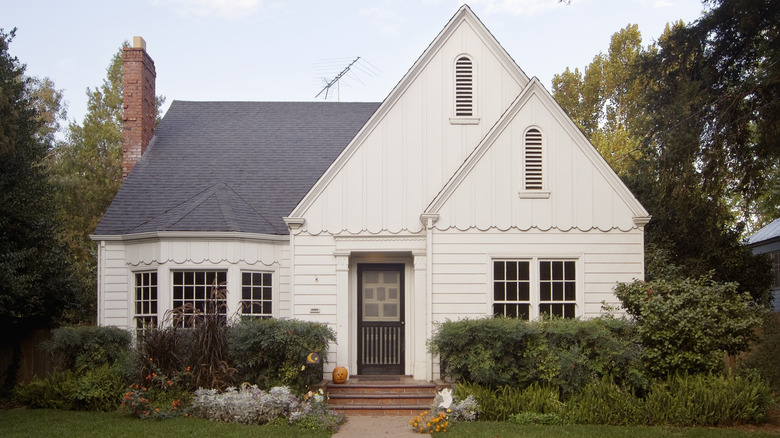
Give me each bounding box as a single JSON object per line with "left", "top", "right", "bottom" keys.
{"left": 122, "top": 36, "right": 157, "bottom": 179}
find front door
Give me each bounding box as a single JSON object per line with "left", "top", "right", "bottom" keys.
{"left": 357, "top": 264, "right": 404, "bottom": 375}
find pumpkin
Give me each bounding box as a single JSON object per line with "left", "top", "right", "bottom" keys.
{"left": 332, "top": 366, "right": 348, "bottom": 384}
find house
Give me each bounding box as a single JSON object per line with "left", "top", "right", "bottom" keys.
{"left": 92, "top": 5, "right": 650, "bottom": 381}
{"left": 747, "top": 218, "right": 780, "bottom": 311}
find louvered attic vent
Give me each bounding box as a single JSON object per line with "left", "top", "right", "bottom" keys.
{"left": 455, "top": 56, "right": 473, "bottom": 116}
{"left": 525, "top": 128, "right": 543, "bottom": 190}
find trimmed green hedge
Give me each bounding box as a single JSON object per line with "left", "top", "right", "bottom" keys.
{"left": 430, "top": 317, "right": 645, "bottom": 397}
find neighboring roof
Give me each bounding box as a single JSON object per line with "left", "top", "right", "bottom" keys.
{"left": 93, "top": 101, "right": 379, "bottom": 236}
{"left": 747, "top": 218, "right": 780, "bottom": 246}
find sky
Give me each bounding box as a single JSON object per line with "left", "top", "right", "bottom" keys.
{"left": 5, "top": 0, "right": 707, "bottom": 127}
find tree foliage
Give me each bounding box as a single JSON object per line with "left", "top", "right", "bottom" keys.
{"left": 48, "top": 43, "right": 163, "bottom": 323}
{"left": 0, "top": 28, "right": 79, "bottom": 329}
{"left": 553, "top": 0, "right": 779, "bottom": 304}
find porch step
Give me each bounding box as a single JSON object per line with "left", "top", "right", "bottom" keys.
{"left": 325, "top": 377, "right": 448, "bottom": 416}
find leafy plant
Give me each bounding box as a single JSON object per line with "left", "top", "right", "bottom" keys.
{"left": 615, "top": 276, "right": 764, "bottom": 377}
{"left": 565, "top": 377, "right": 642, "bottom": 425}
{"left": 44, "top": 325, "right": 131, "bottom": 371}
{"left": 509, "top": 411, "right": 566, "bottom": 425}
{"left": 289, "top": 389, "right": 345, "bottom": 433}
{"left": 430, "top": 316, "right": 644, "bottom": 396}
{"left": 14, "top": 365, "right": 125, "bottom": 411}
{"left": 228, "top": 318, "right": 335, "bottom": 393}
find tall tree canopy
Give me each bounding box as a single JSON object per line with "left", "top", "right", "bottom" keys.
{"left": 48, "top": 44, "right": 164, "bottom": 323}
{"left": 553, "top": 0, "right": 779, "bottom": 304}
{"left": 0, "top": 29, "right": 79, "bottom": 327}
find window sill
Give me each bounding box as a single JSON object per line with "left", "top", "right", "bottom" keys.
{"left": 518, "top": 191, "right": 550, "bottom": 199}
{"left": 449, "top": 116, "right": 480, "bottom": 125}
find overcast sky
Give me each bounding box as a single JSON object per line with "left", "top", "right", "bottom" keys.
{"left": 5, "top": 0, "right": 706, "bottom": 126}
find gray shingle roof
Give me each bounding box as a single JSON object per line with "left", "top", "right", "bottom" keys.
{"left": 94, "top": 101, "right": 380, "bottom": 236}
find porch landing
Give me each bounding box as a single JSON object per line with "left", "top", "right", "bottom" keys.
{"left": 324, "top": 376, "right": 450, "bottom": 416}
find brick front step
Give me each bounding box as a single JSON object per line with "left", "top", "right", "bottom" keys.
{"left": 325, "top": 377, "right": 448, "bottom": 416}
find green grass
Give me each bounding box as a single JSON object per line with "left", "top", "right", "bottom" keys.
{"left": 0, "top": 409, "right": 331, "bottom": 438}
{"left": 445, "top": 421, "right": 778, "bottom": 437}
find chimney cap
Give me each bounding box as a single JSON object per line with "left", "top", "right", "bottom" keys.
{"left": 132, "top": 36, "right": 146, "bottom": 50}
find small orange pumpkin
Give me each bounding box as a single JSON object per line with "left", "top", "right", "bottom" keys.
{"left": 332, "top": 366, "right": 348, "bottom": 384}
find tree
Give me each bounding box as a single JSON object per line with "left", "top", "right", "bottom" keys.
{"left": 552, "top": 0, "right": 778, "bottom": 305}
{"left": 49, "top": 44, "right": 163, "bottom": 323}
{"left": 552, "top": 24, "right": 645, "bottom": 175}
{"left": 0, "top": 28, "right": 80, "bottom": 390}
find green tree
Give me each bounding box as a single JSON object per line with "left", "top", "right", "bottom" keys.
{"left": 49, "top": 43, "right": 163, "bottom": 323}
{"left": 552, "top": 24, "right": 645, "bottom": 175}
{"left": 0, "top": 28, "right": 80, "bottom": 390}
{"left": 553, "top": 0, "right": 778, "bottom": 304}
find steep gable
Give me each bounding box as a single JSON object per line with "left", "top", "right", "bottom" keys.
{"left": 426, "top": 78, "right": 650, "bottom": 232}
{"left": 289, "top": 5, "right": 531, "bottom": 234}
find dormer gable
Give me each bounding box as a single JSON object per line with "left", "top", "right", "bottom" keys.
{"left": 425, "top": 78, "right": 650, "bottom": 232}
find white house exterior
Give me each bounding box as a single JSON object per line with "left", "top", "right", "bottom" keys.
{"left": 92, "top": 5, "right": 650, "bottom": 381}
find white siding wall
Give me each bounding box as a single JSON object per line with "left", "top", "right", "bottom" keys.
{"left": 301, "top": 19, "right": 526, "bottom": 236}
{"left": 97, "top": 235, "right": 289, "bottom": 330}
{"left": 429, "top": 227, "right": 644, "bottom": 323}
{"left": 434, "top": 91, "right": 637, "bottom": 232}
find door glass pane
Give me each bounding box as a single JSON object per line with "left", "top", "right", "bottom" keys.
{"left": 362, "top": 270, "right": 401, "bottom": 322}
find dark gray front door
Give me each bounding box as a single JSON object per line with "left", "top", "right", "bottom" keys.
{"left": 357, "top": 264, "right": 404, "bottom": 375}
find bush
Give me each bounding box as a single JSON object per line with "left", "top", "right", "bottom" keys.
{"left": 454, "top": 382, "right": 560, "bottom": 421}
{"left": 430, "top": 317, "right": 644, "bottom": 396}
{"left": 509, "top": 411, "right": 566, "bottom": 425}
{"left": 741, "top": 313, "right": 780, "bottom": 396}
{"left": 44, "top": 325, "right": 131, "bottom": 371}
{"left": 228, "top": 318, "right": 335, "bottom": 393}
{"left": 14, "top": 364, "right": 125, "bottom": 411}
{"left": 615, "top": 276, "right": 764, "bottom": 377}
{"left": 643, "top": 373, "right": 774, "bottom": 426}
{"left": 565, "top": 378, "right": 642, "bottom": 425}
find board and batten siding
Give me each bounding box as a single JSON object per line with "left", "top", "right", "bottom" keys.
{"left": 299, "top": 17, "right": 527, "bottom": 236}
{"left": 96, "top": 235, "right": 290, "bottom": 329}
{"left": 429, "top": 228, "right": 644, "bottom": 323}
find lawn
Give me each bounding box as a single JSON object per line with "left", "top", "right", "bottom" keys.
{"left": 1, "top": 409, "right": 777, "bottom": 437}
{"left": 446, "top": 421, "right": 779, "bottom": 437}
{"left": 0, "top": 408, "right": 330, "bottom": 438}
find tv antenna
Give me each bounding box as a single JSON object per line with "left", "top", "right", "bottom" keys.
{"left": 315, "top": 57, "right": 378, "bottom": 101}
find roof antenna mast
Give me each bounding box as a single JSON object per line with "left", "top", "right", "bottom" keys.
{"left": 316, "top": 57, "right": 361, "bottom": 101}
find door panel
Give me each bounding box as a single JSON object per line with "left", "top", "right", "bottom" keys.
{"left": 358, "top": 264, "right": 404, "bottom": 375}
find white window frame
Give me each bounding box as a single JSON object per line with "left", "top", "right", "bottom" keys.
{"left": 240, "top": 270, "right": 274, "bottom": 319}
{"left": 491, "top": 256, "right": 582, "bottom": 320}
{"left": 170, "top": 269, "right": 228, "bottom": 327}
{"left": 132, "top": 270, "right": 158, "bottom": 332}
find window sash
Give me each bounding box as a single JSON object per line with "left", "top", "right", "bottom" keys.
{"left": 171, "top": 270, "right": 227, "bottom": 327}
{"left": 241, "top": 271, "right": 273, "bottom": 318}
{"left": 492, "top": 259, "right": 577, "bottom": 320}
{"left": 134, "top": 271, "right": 158, "bottom": 331}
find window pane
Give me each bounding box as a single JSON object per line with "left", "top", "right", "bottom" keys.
{"left": 242, "top": 272, "right": 251, "bottom": 284}
{"left": 564, "top": 261, "right": 575, "bottom": 280}
{"left": 519, "top": 283, "right": 530, "bottom": 301}
{"left": 565, "top": 282, "right": 576, "bottom": 301}
{"left": 552, "top": 282, "right": 563, "bottom": 301}
{"left": 494, "top": 261, "right": 504, "bottom": 280}
{"left": 540, "top": 282, "right": 551, "bottom": 301}
{"left": 552, "top": 261, "right": 563, "bottom": 280}
{"left": 518, "top": 262, "right": 529, "bottom": 280}
{"left": 506, "top": 282, "right": 518, "bottom": 301}
{"left": 506, "top": 262, "right": 518, "bottom": 281}
{"left": 540, "top": 261, "right": 551, "bottom": 280}
{"left": 494, "top": 282, "right": 505, "bottom": 301}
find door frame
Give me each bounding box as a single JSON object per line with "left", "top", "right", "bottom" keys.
{"left": 356, "top": 263, "right": 405, "bottom": 375}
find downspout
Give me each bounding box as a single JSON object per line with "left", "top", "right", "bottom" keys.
{"left": 97, "top": 240, "right": 105, "bottom": 326}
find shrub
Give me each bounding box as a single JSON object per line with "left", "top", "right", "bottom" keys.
{"left": 228, "top": 318, "right": 335, "bottom": 393}
{"left": 454, "top": 382, "right": 560, "bottom": 421}
{"left": 741, "top": 313, "right": 780, "bottom": 396}
{"left": 192, "top": 385, "right": 295, "bottom": 424}
{"left": 134, "top": 326, "right": 193, "bottom": 381}
{"left": 289, "top": 389, "right": 346, "bottom": 433}
{"left": 14, "top": 365, "right": 125, "bottom": 411}
{"left": 643, "top": 373, "right": 774, "bottom": 426}
{"left": 430, "top": 316, "right": 644, "bottom": 396}
{"left": 615, "top": 276, "right": 764, "bottom": 377}
{"left": 509, "top": 411, "right": 566, "bottom": 425}
{"left": 565, "top": 377, "right": 643, "bottom": 425}
{"left": 44, "top": 325, "right": 131, "bottom": 371}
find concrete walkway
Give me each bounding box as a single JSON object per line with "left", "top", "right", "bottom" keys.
{"left": 333, "top": 415, "right": 419, "bottom": 438}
